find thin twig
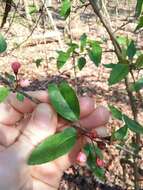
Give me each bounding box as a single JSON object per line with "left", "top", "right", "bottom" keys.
{"left": 15, "top": 89, "right": 40, "bottom": 104}
{"left": 9, "top": 1, "right": 45, "bottom": 53}
{"left": 0, "top": 74, "right": 40, "bottom": 104}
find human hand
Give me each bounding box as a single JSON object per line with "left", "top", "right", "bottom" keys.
{"left": 0, "top": 91, "right": 110, "bottom": 190}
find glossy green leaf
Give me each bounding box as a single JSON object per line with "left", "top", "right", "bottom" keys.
{"left": 57, "top": 51, "right": 70, "bottom": 69}
{"left": 16, "top": 93, "right": 25, "bottom": 102}
{"left": 135, "top": 16, "right": 143, "bottom": 31}
{"left": 130, "top": 78, "right": 143, "bottom": 91}
{"left": 112, "top": 126, "right": 128, "bottom": 140}
{"left": 103, "top": 64, "right": 116, "bottom": 68}
{"left": 108, "top": 105, "right": 123, "bottom": 120}
{"left": 0, "top": 87, "right": 10, "bottom": 102}
{"left": 108, "top": 64, "right": 129, "bottom": 85}
{"left": 135, "top": 54, "right": 143, "bottom": 68}
{"left": 48, "top": 81, "right": 80, "bottom": 121}
{"left": 123, "top": 115, "right": 143, "bottom": 134}
{"left": 78, "top": 57, "right": 86, "bottom": 70}
{"left": 88, "top": 41, "right": 102, "bottom": 67}
{"left": 127, "top": 40, "right": 136, "bottom": 59}
{"left": 60, "top": 0, "right": 71, "bottom": 19}
{"left": 80, "top": 33, "right": 87, "bottom": 52}
{"left": 0, "top": 34, "right": 7, "bottom": 53}
{"left": 135, "top": 0, "right": 143, "bottom": 17}
{"left": 28, "top": 127, "right": 77, "bottom": 165}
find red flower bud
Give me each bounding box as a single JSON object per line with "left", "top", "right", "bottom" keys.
{"left": 11, "top": 61, "right": 21, "bottom": 75}
{"left": 88, "top": 131, "right": 97, "bottom": 139}
{"left": 96, "top": 157, "right": 105, "bottom": 167}
{"left": 76, "top": 151, "right": 87, "bottom": 165}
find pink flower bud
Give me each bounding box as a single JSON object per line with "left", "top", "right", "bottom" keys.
{"left": 20, "top": 79, "right": 30, "bottom": 87}
{"left": 96, "top": 157, "right": 105, "bottom": 167}
{"left": 11, "top": 61, "right": 21, "bottom": 75}
{"left": 76, "top": 151, "right": 87, "bottom": 165}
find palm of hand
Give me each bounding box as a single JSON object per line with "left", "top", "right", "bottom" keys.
{"left": 0, "top": 91, "right": 109, "bottom": 190}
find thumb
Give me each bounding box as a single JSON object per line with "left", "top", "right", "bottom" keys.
{"left": 17, "top": 103, "right": 57, "bottom": 160}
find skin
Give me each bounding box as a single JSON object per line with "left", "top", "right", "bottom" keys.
{"left": 0, "top": 91, "right": 110, "bottom": 190}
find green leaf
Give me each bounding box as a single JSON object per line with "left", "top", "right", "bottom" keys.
{"left": 116, "top": 36, "right": 128, "bottom": 47}
{"left": 67, "top": 42, "right": 79, "bottom": 53}
{"left": 79, "top": 0, "right": 86, "bottom": 3}
{"left": 35, "top": 58, "right": 43, "bottom": 68}
{"left": 93, "top": 167, "right": 105, "bottom": 181}
{"left": 57, "top": 51, "right": 70, "bottom": 69}
{"left": 130, "top": 78, "right": 143, "bottom": 91}
{"left": 60, "top": 0, "right": 71, "bottom": 19}
{"left": 112, "top": 126, "right": 128, "bottom": 140}
{"left": 135, "top": 54, "right": 143, "bottom": 68}
{"left": 0, "top": 87, "right": 10, "bottom": 102}
{"left": 80, "top": 33, "right": 87, "bottom": 52}
{"left": 103, "top": 64, "right": 116, "bottom": 68}
{"left": 0, "top": 34, "right": 7, "bottom": 53}
{"left": 16, "top": 93, "right": 25, "bottom": 102}
{"left": 5, "top": 73, "right": 15, "bottom": 83}
{"left": 108, "top": 105, "right": 122, "bottom": 120}
{"left": 135, "top": 16, "right": 143, "bottom": 31}
{"left": 28, "top": 127, "right": 77, "bottom": 165}
{"left": 28, "top": 4, "right": 38, "bottom": 15}
{"left": 127, "top": 40, "right": 136, "bottom": 59}
{"left": 84, "top": 143, "right": 103, "bottom": 160}
{"left": 135, "top": 0, "right": 143, "bottom": 17}
{"left": 94, "top": 144, "right": 103, "bottom": 160}
{"left": 123, "top": 115, "right": 143, "bottom": 134}
{"left": 88, "top": 41, "right": 102, "bottom": 67}
{"left": 48, "top": 81, "right": 80, "bottom": 121}
{"left": 78, "top": 57, "right": 86, "bottom": 70}
{"left": 130, "top": 142, "right": 140, "bottom": 154}
{"left": 85, "top": 143, "right": 105, "bottom": 181}
{"left": 108, "top": 64, "right": 129, "bottom": 85}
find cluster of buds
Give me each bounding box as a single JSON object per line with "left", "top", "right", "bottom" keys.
{"left": 76, "top": 151, "right": 105, "bottom": 168}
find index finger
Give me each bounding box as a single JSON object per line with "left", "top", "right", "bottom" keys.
{"left": 0, "top": 91, "right": 49, "bottom": 126}
{"left": 7, "top": 90, "right": 49, "bottom": 113}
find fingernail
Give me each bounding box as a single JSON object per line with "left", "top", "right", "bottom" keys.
{"left": 95, "top": 127, "right": 108, "bottom": 137}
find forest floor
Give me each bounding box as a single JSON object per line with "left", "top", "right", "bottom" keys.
{"left": 0, "top": 0, "right": 143, "bottom": 189}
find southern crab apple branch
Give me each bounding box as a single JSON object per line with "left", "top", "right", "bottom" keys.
{"left": 88, "top": 2, "right": 140, "bottom": 188}
{"left": 14, "top": 89, "right": 41, "bottom": 104}
{"left": 0, "top": 74, "right": 40, "bottom": 104}
{"left": 0, "top": 75, "right": 12, "bottom": 87}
